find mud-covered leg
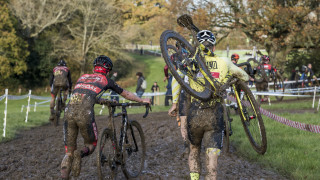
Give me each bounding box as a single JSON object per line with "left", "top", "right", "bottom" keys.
{"left": 189, "top": 143, "right": 201, "bottom": 180}
{"left": 203, "top": 103, "right": 224, "bottom": 180}
{"left": 49, "top": 90, "right": 57, "bottom": 121}
{"left": 205, "top": 147, "right": 220, "bottom": 180}
{"left": 74, "top": 113, "right": 98, "bottom": 177}
{"left": 180, "top": 116, "right": 190, "bottom": 157}
{"left": 61, "top": 120, "right": 78, "bottom": 179}
{"left": 180, "top": 116, "right": 188, "bottom": 142}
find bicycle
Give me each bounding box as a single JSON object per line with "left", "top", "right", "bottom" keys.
{"left": 160, "top": 14, "right": 267, "bottom": 154}
{"left": 96, "top": 102, "right": 151, "bottom": 180}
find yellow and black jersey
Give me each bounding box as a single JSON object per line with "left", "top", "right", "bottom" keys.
{"left": 172, "top": 55, "right": 249, "bottom": 104}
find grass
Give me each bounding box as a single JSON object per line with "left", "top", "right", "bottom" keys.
{"left": 0, "top": 99, "right": 51, "bottom": 142}
{"left": 1, "top": 52, "right": 319, "bottom": 179}
{"left": 230, "top": 99, "right": 320, "bottom": 179}
{"left": 124, "top": 53, "right": 167, "bottom": 93}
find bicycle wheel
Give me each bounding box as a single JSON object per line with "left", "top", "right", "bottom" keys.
{"left": 274, "top": 72, "right": 284, "bottom": 101}
{"left": 222, "top": 104, "right": 230, "bottom": 154}
{"left": 97, "top": 128, "right": 118, "bottom": 180}
{"left": 160, "top": 30, "right": 213, "bottom": 101}
{"left": 167, "top": 44, "right": 177, "bottom": 56}
{"left": 247, "top": 58, "right": 266, "bottom": 83}
{"left": 235, "top": 81, "right": 267, "bottom": 154}
{"left": 122, "top": 120, "right": 146, "bottom": 178}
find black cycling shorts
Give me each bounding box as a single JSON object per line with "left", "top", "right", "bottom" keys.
{"left": 187, "top": 102, "right": 224, "bottom": 150}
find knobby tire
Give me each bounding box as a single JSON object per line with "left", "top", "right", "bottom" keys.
{"left": 122, "top": 120, "right": 146, "bottom": 179}
{"left": 97, "top": 128, "right": 118, "bottom": 180}
{"left": 160, "top": 30, "right": 213, "bottom": 101}
{"left": 236, "top": 81, "right": 267, "bottom": 154}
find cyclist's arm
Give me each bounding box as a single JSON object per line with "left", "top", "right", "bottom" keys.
{"left": 236, "top": 62, "right": 254, "bottom": 77}
{"left": 107, "top": 78, "right": 149, "bottom": 103}
{"left": 120, "top": 90, "right": 149, "bottom": 103}
{"left": 227, "top": 60, "right": 249, "bottom": 81}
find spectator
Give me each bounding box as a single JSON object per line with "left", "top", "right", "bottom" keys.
{"left": 150, "top": 82, "right": 160, "bottom": 105}
{"left": 136, "top": 72, "right": 145, "bottom": 98}
{"left": 165, "top": 74, "right": 173, "bottom": 106}
{"left": 110, "top": 72, "right": 119, "bottom": 102}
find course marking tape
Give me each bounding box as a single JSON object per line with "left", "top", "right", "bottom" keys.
{"left": 227, "top": 96, "right": 320, "bottom": 134}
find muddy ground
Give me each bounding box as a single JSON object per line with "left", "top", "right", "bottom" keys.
{"left": 0, "top": 112, "right": 287, "bottom": 180}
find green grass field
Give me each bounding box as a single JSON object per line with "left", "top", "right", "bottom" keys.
{"left": 230, "top": 99, "right": 320, "bottom": 179}
{"left": 1, "top": 52, "right": 320, "bottom": 179}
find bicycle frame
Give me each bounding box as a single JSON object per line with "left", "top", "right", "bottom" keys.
{"left": 106, "top": 103, "right": 150, "bottom": 164}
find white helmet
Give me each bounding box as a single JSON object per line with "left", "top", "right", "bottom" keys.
{"left": 197, "top": 30, "right": 216, "bottom": 46}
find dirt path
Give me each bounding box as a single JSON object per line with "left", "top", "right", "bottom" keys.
{"left": 0, "top": 112, "right": 286, "bottom": 179}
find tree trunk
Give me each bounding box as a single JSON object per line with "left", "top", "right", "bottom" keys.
{"left": 267, "top": 46, "right": 291, "bottom": 70}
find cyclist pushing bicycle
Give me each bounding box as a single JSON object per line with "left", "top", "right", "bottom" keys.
{"left": 49, "top": 59, "right": 72, "bottom": 122}
{"left": 165, "top": 29, "right": 249, "bottom": 179}
{"left": 60, "top": 55, "right": 151, "bottom": 179}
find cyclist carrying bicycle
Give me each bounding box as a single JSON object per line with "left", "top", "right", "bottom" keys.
{"left": 256, "top": 55, "right": 272, "bottom": 101}
{"left": 60, "top": 55, "right": 151, "bottom": 179}
{"left": 49, "top": 59, "right": 72, "bottom": 122}
{"left": 168, "top": 30, "right": 249, "bottom": 180}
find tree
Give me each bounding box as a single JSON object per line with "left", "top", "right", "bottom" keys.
{"left": 0, "top": 1, "right": 28, "bottom": 82}
{"left": 203, "top": 0, "right": 320, "bottom": 67}
{"left": 9, "top": 0, "right": 73, "bottom": 38}
{"left": 52, "top": 0, "right": 123, "bottom": 74}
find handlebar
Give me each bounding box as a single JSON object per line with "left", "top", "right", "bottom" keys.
{"left": 108, "top": 102, "right": 152, "bottom": 118}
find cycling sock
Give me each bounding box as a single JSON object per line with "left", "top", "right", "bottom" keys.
{"left": 190, "top": 172, "right": 200, "bottom": 180}
{"left": 206, "top": 148, "right": 221, "bottom": 156}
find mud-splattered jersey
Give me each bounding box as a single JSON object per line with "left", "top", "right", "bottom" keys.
{"left": 50, "top": 66, "right": 72, "bottom": 87}
{"left": 70, "top": 73, "right": 123, "bottom": 107}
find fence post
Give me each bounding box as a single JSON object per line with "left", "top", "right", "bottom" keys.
{"left": 34, "top": 102, "right": 37, "bottom": 112}
{"left": 25, "top": 90, "right": 31, "bottom": 123}
{"left": 312, "top": 86, "right": 317, "bottom": 108}
{"left": 3, "top": 89, "right": 8, "bottom": 137}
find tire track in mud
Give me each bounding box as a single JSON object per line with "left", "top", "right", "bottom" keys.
{"left": 0, "top": 112, "right": 286, "bottom": 179}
